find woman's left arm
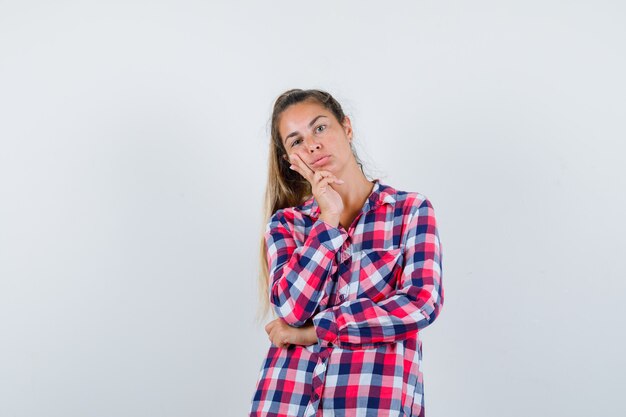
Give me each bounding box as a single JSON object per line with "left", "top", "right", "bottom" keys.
{"left": 265, "top": 317, "right": 318, "bottom": 349}
{"left": 311, "top": 196, "right": 445, "bottom": 351}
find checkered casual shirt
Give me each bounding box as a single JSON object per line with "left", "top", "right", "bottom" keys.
{"left": 249, "top": 179, "right": 444, "bottom": 417}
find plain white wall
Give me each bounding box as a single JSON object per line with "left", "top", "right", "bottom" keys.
{"left": 1, "top": 1, "right": 624, "bottom": 416}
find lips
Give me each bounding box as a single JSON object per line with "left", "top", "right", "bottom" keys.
{"left": 311, "top": 155, "right": 330, "bottom": 167}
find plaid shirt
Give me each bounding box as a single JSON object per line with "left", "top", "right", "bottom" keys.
{"left": 249, "top": 179, "right": 444, "bottom": 417}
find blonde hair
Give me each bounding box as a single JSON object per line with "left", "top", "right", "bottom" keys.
{"left": 255, "top": 88, "right": 369, "bottom": 324}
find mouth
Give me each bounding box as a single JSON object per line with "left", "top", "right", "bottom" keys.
{"left": 311, "top": 155, "right": 331, "bottom": 167}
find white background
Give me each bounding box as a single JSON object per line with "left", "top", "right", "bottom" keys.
{"left": 1, "top": 1, "right": 625, "bottom": 416}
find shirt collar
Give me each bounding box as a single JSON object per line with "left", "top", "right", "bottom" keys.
{"left": 296, "top": 178, "right": 397, "bottom": 218}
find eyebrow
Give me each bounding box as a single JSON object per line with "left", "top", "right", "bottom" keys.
{"left": 283, "top": 115, "right": 328, "bottom": 146}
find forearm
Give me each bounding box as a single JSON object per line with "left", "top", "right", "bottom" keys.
{"left": 299, "top": 318, "right": 320, "bottom": 346}
{"left": 267, "top": 214, "right": 347, "bottom": 326}
{"left": 305, "top": 321, "right": 319, "bottom": 345}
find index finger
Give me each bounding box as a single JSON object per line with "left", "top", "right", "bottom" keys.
{"left": 289, "top": 153, "right": 316, "bottom": 181}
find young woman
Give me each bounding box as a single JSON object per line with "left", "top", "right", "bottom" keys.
{"left": 248, "top": 89, "right": 444, "bottom": 417}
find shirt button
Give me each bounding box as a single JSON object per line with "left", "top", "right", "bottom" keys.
{"left": 339, "top": 294, "right": 345, "bottom": 302}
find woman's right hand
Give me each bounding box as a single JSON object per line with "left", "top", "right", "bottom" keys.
{"left": 287, "top": 153, "right": 345, "bottom": 219}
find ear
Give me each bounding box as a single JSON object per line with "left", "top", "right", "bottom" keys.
{"left": 342, "top": 115, "right": 353, "bottom": 141}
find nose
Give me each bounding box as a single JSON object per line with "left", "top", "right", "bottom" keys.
{"left": 305, "top": 136, "right": 321, "bottom": 152}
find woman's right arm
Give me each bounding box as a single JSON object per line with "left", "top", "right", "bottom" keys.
{"left": 265, "top": 210, "right": 347, "bottom": 327}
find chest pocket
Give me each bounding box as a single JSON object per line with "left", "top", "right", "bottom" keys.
{"left": 356, "top": 247, "right": 404, "bottom": 303}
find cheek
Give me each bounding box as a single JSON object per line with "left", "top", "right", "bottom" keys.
{"left": 283, "top": 149, "right": 304, "bottom": 165}
{"left": 290, "top": 148, "right": 308, "bottom": 159}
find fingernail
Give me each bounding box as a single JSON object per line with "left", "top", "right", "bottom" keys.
{"left": 289, "top": 165, "right": 295, "bottom": 169}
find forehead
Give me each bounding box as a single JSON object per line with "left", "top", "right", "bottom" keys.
{"left": 278, "top": 100, "right": 332, "bottom": 135}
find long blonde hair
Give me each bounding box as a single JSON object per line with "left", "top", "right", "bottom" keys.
{"left": 255, "top": 88, "right": 368, "bottom": 324}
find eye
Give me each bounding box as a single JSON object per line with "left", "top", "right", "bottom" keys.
{"left": 290, "top": 138, "right": 302, "bottom": 147}
{"left": 315, "top": 124, "right": 326, "bottom": 133}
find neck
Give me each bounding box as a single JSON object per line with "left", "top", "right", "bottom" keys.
{"left": 333, "top": 162, "right": 375, "bottom": 211}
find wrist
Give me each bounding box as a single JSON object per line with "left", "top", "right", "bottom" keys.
{"left": 319, "top": 213, "right": 340, "bottom": 228}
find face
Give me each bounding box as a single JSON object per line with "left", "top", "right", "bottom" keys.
{"left": 278, "top": 100, "right": 353, "bottom": 173}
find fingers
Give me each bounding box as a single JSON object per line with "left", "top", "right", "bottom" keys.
{"left": 267, "top": 325, "right": 276, "bottom": 344}
{"left": 314, "top": 171, "right": 344, "bottom": 187}
{"left": 287, "top": 153, "right": 315, "bottom": 182}
{"left": 287, "top": 154, "right": 342, "bottom": 184}
{"left": 268, "top": 328, "right": 290, "bottom": 349}
{"left": 287, "top": 154, "right": 343, "bottom": 188}
{"left": 316, "top": 175, "right": 334, "bottom": 193}
{"left": 312, "top": 172, "right": 344, "bottom": 195}
{"left": 265, "top": 318, "right": 292, "bottom": 349}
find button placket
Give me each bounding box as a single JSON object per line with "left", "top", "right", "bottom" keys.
{"left": 305, "top": 348, "right": 331, "bottom": 416}
{"left": 335, "top": 244, "right": 354, "bottom": 303}
{"left": 338, "top": 240, "right": 352, "bottom": 262}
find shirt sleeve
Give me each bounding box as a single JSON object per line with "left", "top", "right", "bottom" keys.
{"left": 265, "top": 210, "right": 349, "bottom": 327}
{"left": 311, "top": 197, "right": 444, "bottom": 350}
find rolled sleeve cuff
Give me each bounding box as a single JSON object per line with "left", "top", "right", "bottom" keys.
{"left": 312, "top": 308, "right": 339, "bottom": 349}
{"left": 308, "top": 218, "right": 348, "bottom": 252}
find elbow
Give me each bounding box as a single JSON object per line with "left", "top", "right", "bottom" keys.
{"left": 422, "top": 292, "right": 444, "bottom": 328}
{"left": 407, "top": 286, "right": 444, "bottom": 330}
{"left": 428, "top": 300, "right": 444, "bottom": 326}
{"left": 415, "top": 306, "right": 442, "bottom": 331}
{"left": 271, "top": 302, "right": 310, "bottom": 327}
{"left": 270, "top": 285, "right": 311, "bottom": 327}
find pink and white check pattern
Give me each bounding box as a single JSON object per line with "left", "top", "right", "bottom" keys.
{"left": 249, "top": 179, "right": 444, "bottom": 417}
